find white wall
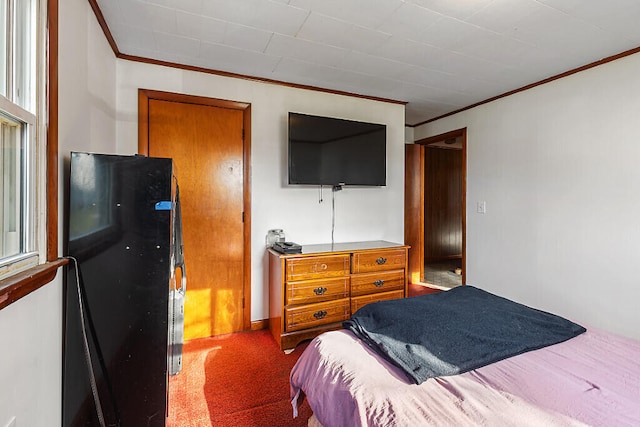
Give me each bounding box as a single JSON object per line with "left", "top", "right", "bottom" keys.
{"left": 414, "top": 52, "right": 640, "bottom": 340}
{"left": 0, "top": 0, "right": 117, "bottom": 426}
{"left": 115, "top": 63, "right": 405, "bottom": 321}
{"left": 0, "top": 281, "right": 62, "bottom": 427}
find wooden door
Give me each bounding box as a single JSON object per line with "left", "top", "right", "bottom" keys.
{"left": 404, "top": 144, "right": 424, "bottom": 284}
{"left": 139, "top": 91, "right": 250, "bottom": 339}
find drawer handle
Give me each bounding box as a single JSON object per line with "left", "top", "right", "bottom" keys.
{"left": 313, "top": 287, "right": 328, "bottom": 295}
{"left": 373, "top": 279, "right": 385, "bottom": 287}
{"left": 375, "top": 257, "right": 387, "bottom": 265}
{"left": 313, "top": 310, "right": 327, "bottom": 319}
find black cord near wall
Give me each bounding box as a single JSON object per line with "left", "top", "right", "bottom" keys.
{"left": 331, "top": 184, "right": 344, "bottom": 246}
{"left": 64, "top": 256, "right": 121, "bottom": 427}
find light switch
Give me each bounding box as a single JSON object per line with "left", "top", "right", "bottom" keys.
{"left": 477, "top": 201, "right": 486, "bottom": 214}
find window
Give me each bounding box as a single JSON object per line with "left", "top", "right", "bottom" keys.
{"left": 0, "top": 0, "right": 45, "bottom": 281}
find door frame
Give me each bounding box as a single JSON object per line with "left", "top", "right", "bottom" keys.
{"left": 138, "top": 89, "right": 252, "bottom": 331}
{"left": 405, "top": 128, "right": 467, "bottom": 287}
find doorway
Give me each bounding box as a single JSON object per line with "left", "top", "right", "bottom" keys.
{"left": 405, "top": 128, "right": 466, "bottom": 289}
{"left": 138, "top": 89, "right": 251, "bottom": 339}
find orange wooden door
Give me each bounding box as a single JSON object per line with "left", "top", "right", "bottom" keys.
{"left": 404, "top": 144, "right": 424, "bottom": 284}
{"left": 147, "top": 98, "right": 245, "bottom": 339}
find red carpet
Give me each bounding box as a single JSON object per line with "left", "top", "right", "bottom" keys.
{"left": 408, "top": 282, "right": 442, "bottom": 297}
{"left": 167, "top": 330, "right": 312, "bottom": 427}
{"left": 168, "top": 287, "right": 437, "bottom": 426}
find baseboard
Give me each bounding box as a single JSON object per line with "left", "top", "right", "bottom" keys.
{"left": 251, "top": 319, "right": 269, "bottom": 331}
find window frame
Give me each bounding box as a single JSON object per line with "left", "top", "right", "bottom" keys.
{"left": 0, "top": 0, "right": 65, "bottom": 311}
{"left": 0, "top": 97, "right": 38, "bottom": 277}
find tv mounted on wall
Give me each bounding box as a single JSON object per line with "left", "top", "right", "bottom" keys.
{"left": 288, "top": 112, "right": 386, "bottom": 186}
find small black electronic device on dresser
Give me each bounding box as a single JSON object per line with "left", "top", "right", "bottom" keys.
{"left": 273, "top": 241, "right": 302, "bottom": 254}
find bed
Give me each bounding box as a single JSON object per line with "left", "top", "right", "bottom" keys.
{"left": 290, "top": 286, "right": 640, "bottom": 426}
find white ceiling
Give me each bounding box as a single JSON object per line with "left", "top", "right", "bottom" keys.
{"left": 95, "top": 0, "right": 640, "bottom": 125}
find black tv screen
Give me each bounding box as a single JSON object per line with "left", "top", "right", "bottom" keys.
{"left": 288, "top": 112, "right": 386, "bottom": 186}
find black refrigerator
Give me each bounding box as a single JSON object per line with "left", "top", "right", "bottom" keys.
{"left": 63, "top": 152, "right": 186, "bottom": 427}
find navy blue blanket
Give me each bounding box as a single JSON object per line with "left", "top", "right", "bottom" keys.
{"left": 343, "top": 286, "right": 586, "bottom": 384}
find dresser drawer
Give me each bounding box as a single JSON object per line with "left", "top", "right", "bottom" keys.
{"left": 285, "top": 298, "right": 350, "bottom": 332}
{"left": 286, "top": 277, "right": 350, "bottom": 305}
{"left": 286, "top": 255, "right": 350, "bottom": 281}
{"left": 351, "top": 290, "right": 404, "bottom": 314}
{"left": 352, "top": 249, "right": 406, "bottom": 273}
{"left": 351, "top": 269, "right": 405, "bottom": 297}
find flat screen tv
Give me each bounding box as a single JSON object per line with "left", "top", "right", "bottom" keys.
{"left": 288, "top": 112, "right": 386, "bottom": 186}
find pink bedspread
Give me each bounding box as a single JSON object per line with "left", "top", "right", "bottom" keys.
{"left": 290, "top": 327, "right": 640, "bottom": 426}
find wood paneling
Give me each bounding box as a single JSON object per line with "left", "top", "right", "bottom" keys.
{"left": 424, "top": 146, "right": 463, "bottom": 261}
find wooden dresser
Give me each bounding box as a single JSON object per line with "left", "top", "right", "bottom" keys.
{"left": 268, "top": 241, "right": 409, "bottom": 351}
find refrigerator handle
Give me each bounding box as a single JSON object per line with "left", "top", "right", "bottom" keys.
{"left": 175, "top": 262, "right": 186, "bottom": 294}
